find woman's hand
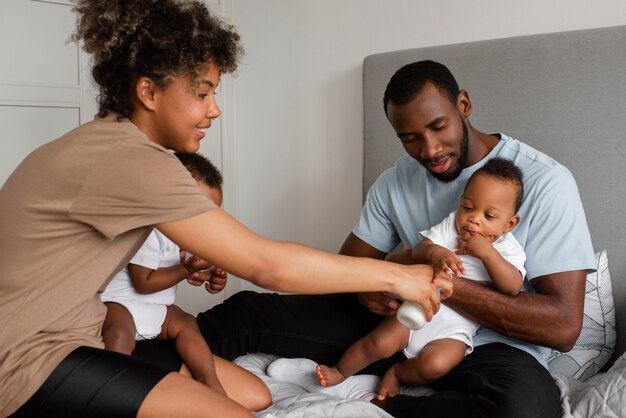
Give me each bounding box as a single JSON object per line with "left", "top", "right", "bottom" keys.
{"left": 392, "top": 264, "right": 453, "bottom": 321}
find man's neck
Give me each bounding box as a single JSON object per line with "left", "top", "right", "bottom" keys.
{"left": 467, "top": 129, "right": 500, "bottom": 166}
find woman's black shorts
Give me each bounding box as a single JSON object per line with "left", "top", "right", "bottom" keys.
{"left": 10, "top": 343, "right": 181, "bottom": 418}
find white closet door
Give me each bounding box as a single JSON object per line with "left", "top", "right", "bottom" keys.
{"left": 0, "top": 0, "right": 233, "bottom": 313}
{"left": 0, "top": 0, "right": 225, "bottom": 186}
{"left": 0, "top": 0, "right": 81, "bottom": 185}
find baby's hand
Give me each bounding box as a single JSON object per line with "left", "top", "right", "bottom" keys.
{"left": 455, "top": 231, "right": 494, "bottom": 260}
{"left": 432, "top": 248, "right": 466, "bottom": 278}
{"left": 182, "top": 253, "right": 214, "bottom": 274}
{"left": 186, "top": 265, "right": 215, "bottom": 286}
{"left": 185, "top": 266, "right": 228, "bottom": 293}
{"left": 204, "top": 268, "right": 227, "bottom": 294}
{"left": 186, "top": 267, "right": 228, "bottom": 293}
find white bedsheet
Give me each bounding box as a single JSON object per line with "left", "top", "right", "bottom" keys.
{"left": 234, "top": 353, "right": 392, "bottom": 418}
{"left": 234, "top": 352, "right": 626, "bottom": 418}
{"left": 555, "top": 351, "right": 626, "bottom": 418}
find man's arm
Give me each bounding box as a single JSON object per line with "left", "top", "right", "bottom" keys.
{"left": 339, "top": 233, "right": 402, "bottom": 316}
{"left": 445, "top": 270, "right": 586, "bottom": 351}
{"left": 339, "top": 232, "right": 387, "bottom": 259}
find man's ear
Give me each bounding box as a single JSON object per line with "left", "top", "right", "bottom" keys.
{"left": 457, "top": 89, "right": 472, "bottom": 119}
{"left": 135, "top": 76, "right": 158, "bottom": 111}
{"left": 504, "top": 214, "right": 520, "bottom": 233}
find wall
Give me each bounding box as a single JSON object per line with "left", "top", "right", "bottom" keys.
{"left": 2, "top": 1, "right": 624, "bottom": 306}
{"left": 229, "top": 0, "right": 626, "bottom": 292}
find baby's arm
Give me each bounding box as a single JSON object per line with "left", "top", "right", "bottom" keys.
{"left": 412, "top": 238, "right": 466, "bottom": 278}
{"left": 456, "top": 232, "right": 522, "bottom": 296}
{"left": 129, "top": 256, "right": 212, "bottom": 294}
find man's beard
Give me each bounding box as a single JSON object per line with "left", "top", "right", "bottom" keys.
{"left": 430, "top": 121, "right": 469, "bottom": 183}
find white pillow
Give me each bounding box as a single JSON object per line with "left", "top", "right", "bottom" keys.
{"left": 547, "top": 249, "right": 616, "bottom": 381}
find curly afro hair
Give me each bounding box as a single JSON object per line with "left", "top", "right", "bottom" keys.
{"left": 72, "top": 0, "right": 243, "bottom": 118}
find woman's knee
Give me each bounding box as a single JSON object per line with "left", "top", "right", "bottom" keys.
{"left": 245, "top": 379, "right": 272, "bottom": 412}
{"left": 139, "top": 372, "right": 252, "bottom": 418}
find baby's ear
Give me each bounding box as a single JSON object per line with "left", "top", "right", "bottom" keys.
{"left": 504, "top": 214, "right": 520, "bottom": 233}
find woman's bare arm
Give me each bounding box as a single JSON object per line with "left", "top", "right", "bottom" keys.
{"left": 157, "top": 209, "right": 453, "bottom": 320}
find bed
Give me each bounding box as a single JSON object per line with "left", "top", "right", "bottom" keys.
{"left": 241, "top": 25, "right": 626, "bottom": 417}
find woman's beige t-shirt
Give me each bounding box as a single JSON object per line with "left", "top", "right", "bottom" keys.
{"left": 0, "top": 114, "right": 215, "bottom": 416}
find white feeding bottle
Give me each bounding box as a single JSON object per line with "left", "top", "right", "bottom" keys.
{"left": 396, "top": 301, "right": 426, "bottom": 330}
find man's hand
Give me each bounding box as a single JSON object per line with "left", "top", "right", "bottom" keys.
{"left": 357, "top": 292, "right": 401, "bottom": 316}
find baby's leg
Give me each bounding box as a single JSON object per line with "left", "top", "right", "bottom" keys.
{"left": 398, "top": 338, "right": 467, "bottom": 385}
{"left": 102, "top": 302, "right": 137, "bottom": 355}
{"left": 159, "top": 305, "right": 226, "bottom": 396}
{"left": 321, "top": 315, "right": 409, "bottom": 387}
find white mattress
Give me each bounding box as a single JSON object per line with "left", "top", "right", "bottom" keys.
{"left": 235, "top": 352, "right": 626, "bottom": 418}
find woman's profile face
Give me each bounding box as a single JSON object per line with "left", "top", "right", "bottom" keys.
{"left": 150, "top": 64, "right": 221, "bottom": 153}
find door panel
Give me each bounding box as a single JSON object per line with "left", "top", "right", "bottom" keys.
{"left": 0, "top": 0, "right": 231, "bottom": 314}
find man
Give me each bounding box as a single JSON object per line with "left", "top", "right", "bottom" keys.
{"left": 197, "top": 60, "right": 595, "bottom": 418}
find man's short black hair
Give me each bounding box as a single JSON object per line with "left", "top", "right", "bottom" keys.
{"left": 383, "top": 60, "right": 460, "bottom": 115}
{"left": 470, "top": 157, "right": 524, "bottom": 212}
{"left": 174, "top": 152, "right": 223, "bottom": 189}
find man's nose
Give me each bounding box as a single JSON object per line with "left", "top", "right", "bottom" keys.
{"left": 420, "top": 135, "right": 442, "bottom": 160}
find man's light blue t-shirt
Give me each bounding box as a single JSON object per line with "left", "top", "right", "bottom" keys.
{"left": 352, "top": 133, "right": 596, "bottom": 367}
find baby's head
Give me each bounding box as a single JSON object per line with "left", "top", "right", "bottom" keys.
{"left": 175, "top": 152, "right": 223, "bottom": 207}
{"left": 457, "top": 158, "right": 523, "bottom": 242}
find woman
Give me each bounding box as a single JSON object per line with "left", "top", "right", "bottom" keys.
{"left": 0, "top": 1, "right": 451, "bottom": 417}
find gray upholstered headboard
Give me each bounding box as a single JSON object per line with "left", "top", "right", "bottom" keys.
{"left": 363, "top": 26, "right": 626, "bottom": 359}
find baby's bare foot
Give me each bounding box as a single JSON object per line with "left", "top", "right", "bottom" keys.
{"left": 316, "top": 365, "right": 346, "bottom": 387}
{"left": 377, "top": 366, "right": 400, "bottom": 400}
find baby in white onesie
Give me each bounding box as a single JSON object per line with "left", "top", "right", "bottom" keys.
{"left": 269, "top": 157, "right": 527, "bottom": 402}
{"left": 100, "top": 152, "right": 227, "bottom": 395}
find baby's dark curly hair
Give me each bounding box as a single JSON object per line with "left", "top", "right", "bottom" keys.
{"left": 383, "top": 60, "right": 460, "bottom": 116}
{"left": 469, "top": 157, "right": 524, "bottom": 212}
{"left": 72, "top": 0, "right": 243, "bottom": 118}
{"left": 175, "top": 152, "right": 223, "bottom": 189}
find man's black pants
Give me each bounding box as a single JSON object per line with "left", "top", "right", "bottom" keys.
{"left": 197, "top": 290, "right": 562, "bottom": 418}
